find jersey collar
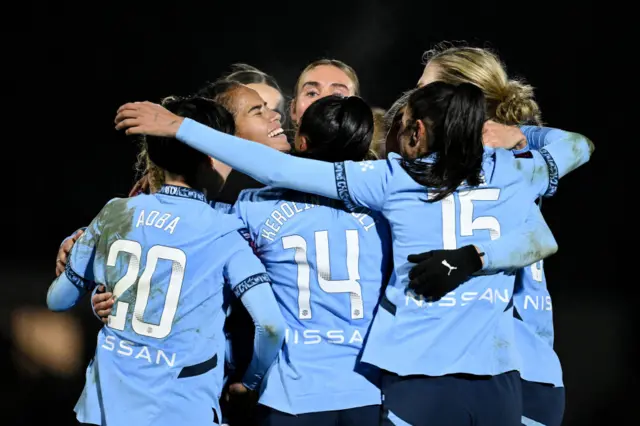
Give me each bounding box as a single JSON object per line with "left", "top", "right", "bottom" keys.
{"left": 158, "top": 184, "right": 207, "bottom": 203}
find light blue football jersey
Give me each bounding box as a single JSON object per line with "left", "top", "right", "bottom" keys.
{"left": 335, "top": 150, "right": 554, "bottom": 377}
{"left": 233, "top": 187, "right": 391, "bottom": 414}
{"left": 513, "top": 257, "right": 563, "bottom": 387}
{"left": 65, "top": 184, "right": 274, "bottom": 426}
{"left": 172, "top": 118, "right": 591, "bottom": 379}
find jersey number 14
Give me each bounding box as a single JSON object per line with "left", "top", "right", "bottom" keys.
{"left": 283, "top": 230, "right": 363, "bottom": 321}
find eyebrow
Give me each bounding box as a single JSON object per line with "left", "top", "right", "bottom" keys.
{"left": 248, "top": 102, "right": 266, "bottom": 114}
{"left": 301, "top": 81, "right": 350, "bottom": 92}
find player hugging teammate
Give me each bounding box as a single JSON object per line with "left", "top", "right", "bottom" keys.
{"left": 50, "top": 44, "right": 593, "bottom": 426}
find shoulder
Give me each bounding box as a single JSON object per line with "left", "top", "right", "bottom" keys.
{"left": 237, "top": 187, "right": 287, "bottom": 203}
{"left": 203, "top": 209, "right": 247, "bottom": 241}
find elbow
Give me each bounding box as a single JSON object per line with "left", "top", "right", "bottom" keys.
{"left": 567, "top": 130, "right": 595, "bottom": 163}
{"left": 46, "top": 283, "right": 73, "bottom": 312}
{"left": 46, "top": 292, "right": 66, "bottom": 312}
{"left": 540, "top": 229, "right": 559, "bottom": 259}
{"left": 584, "top": 136, "right": 595, "bottom": 159}
{"left": 263, "top": 317, "right": 286, "bottom": 346}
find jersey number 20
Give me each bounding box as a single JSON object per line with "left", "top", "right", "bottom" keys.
{"left": 106, "top": 239, "right": 186, "bottom": 339}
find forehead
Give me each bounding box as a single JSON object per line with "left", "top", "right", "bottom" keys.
{"left": 418, "top": 63, "right": 441, "bottom": 87}
{"left": 300, "top": 65, "right": 354, "bottom": 89}
{"left": 231, "top": 85, "right": 264, "bottom": 111}
{"left": 246, "top": 83, "right": 282, "bottom": 102}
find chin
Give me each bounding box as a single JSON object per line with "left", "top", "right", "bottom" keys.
{"left": 272, "top": 139, "right": 292, "bottom": 153}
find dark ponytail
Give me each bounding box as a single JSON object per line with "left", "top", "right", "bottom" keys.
{"left": 145, "top": 96, "right": 235, "bottom": 193}
{"left": 401, "top": 82, "right": 486, "bottom": 202}
{"left": 297, "top": 95, "right": 373, "bottom": 163}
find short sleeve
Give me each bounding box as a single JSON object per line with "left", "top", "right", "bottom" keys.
{"left": 335, "top": 157, "right": 394, "bottom": 212}
{"left": 223, "top": 231, "right": 270, "bottom": 299}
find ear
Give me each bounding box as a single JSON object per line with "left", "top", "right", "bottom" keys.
{"left": 297, "top": 135, "right": 309, "bottom": 152}
{"left": 415, "top": 119, "right": 427, "bottom": 145}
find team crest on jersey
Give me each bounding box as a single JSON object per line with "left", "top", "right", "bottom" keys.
{"left": 359, "top": 161, "right": 375, "bottom": 172}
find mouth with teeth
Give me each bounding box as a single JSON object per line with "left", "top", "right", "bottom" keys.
{"left": 268, "top": 127, "right": 287, "bottom": 140}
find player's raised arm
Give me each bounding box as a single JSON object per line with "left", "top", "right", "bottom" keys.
{"left": 223, "top": 231, "right": 286, "bottom": 390}
{"left": 520, "top": 126, "right": 594, "bottom": 197}
{"left": 116, "top": 101, "right": 392, "bottom": 211}
{"left": 476, "top": 203, "right": 557, "bottom": 271}
{"left": 47, "top": 201, "right": 115, "bottom": 311}
{"left": 408, "top": 204, "right": 557, "bottom": 298}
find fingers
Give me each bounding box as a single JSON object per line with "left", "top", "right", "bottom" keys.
{"left": 407, "top": 254, "right": 438, "bottom": 280}
{"left": 407, "top": 251, "right": 434, "bottom": 264}
{"left": 71, "top": 229, "right": 84, "bottom": 242}
{"left": 96, "top": 298, "right": 115, "bottom": 318}
{"left": 114, "top": 108, "right": 143, "bottom": 124}
{"left": 93, "top": 289, "right": 115, "bottom": 318}
{"left": 55, "top": 244, "right": 71, "bottom": 275}
{"left": 115, "top": 117, "right": 142, "bottom": 130}
{"left": 116, "top": 102, "right": 144, "bottom": 114}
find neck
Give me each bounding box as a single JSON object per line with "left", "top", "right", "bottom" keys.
{"left": 163, "top": 178, "right": 191, "bottom": 188}
{"left": 211, "top": 159, "right": 232, "bottom": 183}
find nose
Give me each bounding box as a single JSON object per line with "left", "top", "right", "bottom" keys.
{"left": 268, "top": 108, "right": 282, "bottom": 124}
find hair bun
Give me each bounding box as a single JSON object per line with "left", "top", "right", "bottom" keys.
{"left": 495, "top": 80, "right": 541, "bottom": 125}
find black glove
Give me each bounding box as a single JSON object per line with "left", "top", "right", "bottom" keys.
{"left": 407, "top": 245, "right": 483, "bottom": 301}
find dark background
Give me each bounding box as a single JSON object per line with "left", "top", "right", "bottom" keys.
{"left": 2, "top": 1, "right": 623, "bottom": 425}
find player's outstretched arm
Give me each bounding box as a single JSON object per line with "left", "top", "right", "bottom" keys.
{"left": 239, "top": 283, "right": 286, "bottom": 390}
{"left": 475, "top": 204, "right": 557, "bottom": 272}
{"left": 48, "top": 200, "right": 115, "bottom": 312}
{"left": 48, "top": 226, "right": 100, "bottom": 311}
{"left": 521, "top": 126, "right": 594, "bottom": 181}
{"left": 55, "top": 228, "right": 86, "bottom": 277}
{"left": 47, "top": 267, "right": 92, "bottom": 311}
{"left": 115, "top": 102, "right": 340, "bottom": 200}
{"left": 407, "top": 196, "right": 558, "bottom": 299}
{"left": 176, "top": 118, "right": 340, "bottom": 200}
{"left": 223, "top": 232, "right": 286, "bottom": 391}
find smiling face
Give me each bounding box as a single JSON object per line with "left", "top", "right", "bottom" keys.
{"left": 290, "top": 64, "right": 357, "bottom": 125}
{"left": 229, "top": 85, "right": 290, "bottom": 152}
{"left": 246, "top": 82, "right": 285, "bottom": 116}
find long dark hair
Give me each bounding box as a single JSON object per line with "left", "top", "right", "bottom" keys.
{"left": 401, "top": 82, "right": 485, "bottom": 202}
{"left": 297, "top": 95, "right": 373, "bottom": 163}
{"left": 145, "top": 96, "right": 235, "bottom": 192}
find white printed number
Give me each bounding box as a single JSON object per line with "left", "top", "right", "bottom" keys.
{"left": 441, "top": 188, "right": 501, "bottom": 249}
{"left": 530, "top": 260, "right": 543, "bottom": 282}
{"left": 282, "top": 230, "right": 363, "bottom": 320}
{"left": 107, "top": 240, "right": 186, "bottom": 339}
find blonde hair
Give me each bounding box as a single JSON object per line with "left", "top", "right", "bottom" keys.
{"left": 133, "top": 95, "right": 179, "bottom": 193}
{"left": 370, "top": 107, "right": 386, "bottom": 159}
{"left": 290, "top": 59, "right": 360, "bottom": 127}
{"left": 424, "top": 43, "right": 541, "bottom": 125}
{"left": 135, "top": 142, "right": 165, "bottom": 193}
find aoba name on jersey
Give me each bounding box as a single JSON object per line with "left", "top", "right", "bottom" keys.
{"left": 101, "top": 335, "right": 176, "bottom": 367}
{"left": 285, "top": 328, "right": 365, "bottom": 345}
{"left": 406, "top": 287, "right": 510, "bottom": 308}
{"left": 260, "top": 201, "right": 377, "bottom": 242}
{"left": 135, "top": 210, "right": 181, "bottom": 234}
